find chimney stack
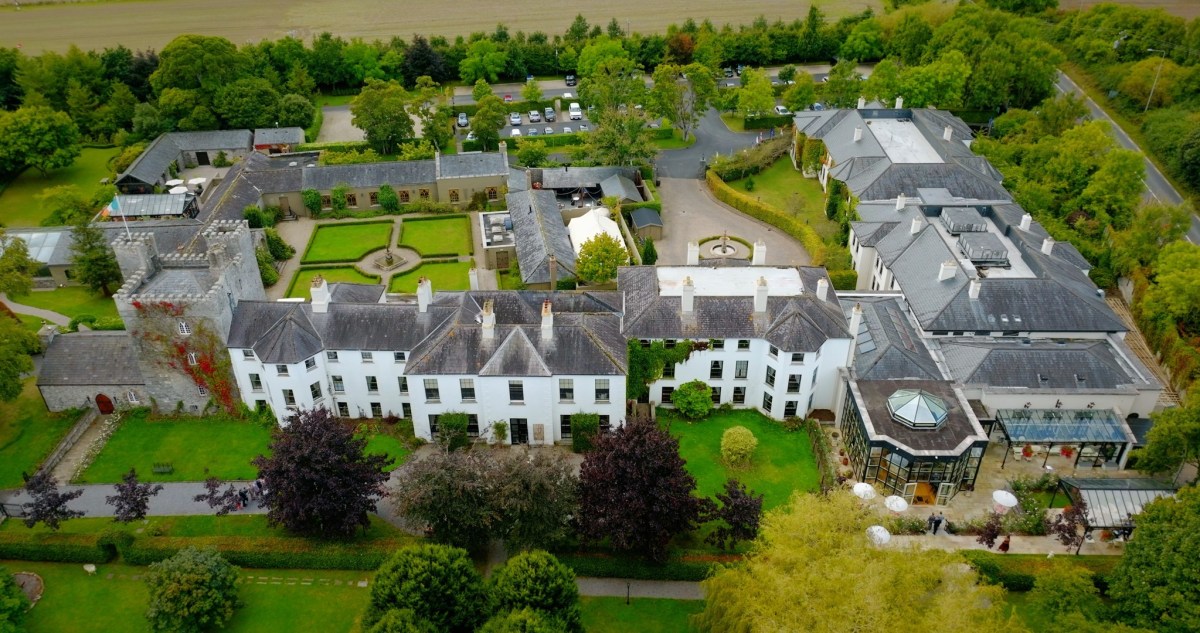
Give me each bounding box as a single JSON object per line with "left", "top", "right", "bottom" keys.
{"left": 857, "top": 96, "right": 866, "bottom": 109}
{"left": 754, "top": 276, "right": 768, "bottom": 313}
{"left": 481, "top": 299, "right": 496, "bottom": 339}
{"left": 895, "top": 193, "right": 906, "bottom": 212}
{"left": 910, "top": 216, "right": 922, "bottom": 235}
{"left": 752, "top": 240, "right": 767, "bottom": 266}
{"left": 943, "top": 125, "right": 953, "bottom": 142}
{"left": 311, "top": 275, "right": 330, "bottom": 313}
{"left": 1041, "top": 237, "right": 1055, "bottom": 255}
{"left": 686, "top": 241, "right": 700, "bottom": 266}
{"left": 895, "top": 96, "right": 904, "bottom": 109}
{"left": 853, "top": 127, "right": 863, "bottom": 143}
{"left": 681, "top": 276, "right": 695, "bottom": 313}
{"left": 846, "top": 302, "right": 864, "bottom": 365}
{"left": 1020, "top": 213, "right": 1032, "bottom": 231}
{"left": 417, "top": 277, "right": 432, "bottom": 313}
{"left": 938, "top": 261, "right": 956, "bottom": 282}
{"left": 468, "top": 268, "right": 479, "bottom": 291}
{"left": 541, "top": 299, "right": 554, "bottom": 334}
{"left": 969, "top": 278, "right": 982, "bottom": 300}
{"left": 816, "top": 277, "right": 829, "bottom": 303}
{"left": 548, "top": 255, "right": 558, "bottom": 290}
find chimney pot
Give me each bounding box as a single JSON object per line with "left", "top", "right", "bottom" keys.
{"left": 751, "top": 240, "right": 767, "bottom": 266}
{"left": 910, "top": 216, "right": 922, "bottom": 235}
{"left": 943, "top": 125, "right": 953, "bottom": 142}
{"left": 1041, "top": 237, "right": 1055, "bottom": 255}
{"left": 969, "top": 278, "right": 982, "bottom": 299}
{"left": 1020, "top": 213, "right": 1032, "bottom": 231}
{"left": 481, "top": 299, "right": 496, "bottom": 339}
{"left": 686, "top": 241, "right": 700, "bottom": 266}
{"left": 895, "top": 193, "right": 906, "bottom": 211}
{"left": 541, "top": 299, "right": 554, "bottom": 333}
{"left": 857, "top": 96, "right": 866, "bottom": 109}
{"left": 853, "top": 127, "right": 863, "bottom": 143}
{"left": 681, "top": 276, "right": 695, "bottom": 313}
{"left": 938, "top": 261, "right": 956, "bottom": 282}
{"left": 310, "top": 275, "right": 330, "bottom": 313}
{"left": 417, "top": 277, "right": 432, "bottom": 313}
{"left": 846, "top": 302, "right": 864, "bottom": 365}
{"left": 754, "top": 276, "right": 768, "bottom": 313}
{"left": 548, "top": 254, "right": 558, "bottom": 290}
{"left": 895, "top": 96, "right": 904, "bottom": 109}
{"left": 816, "top": 277, "right": 829, "bottom": 302}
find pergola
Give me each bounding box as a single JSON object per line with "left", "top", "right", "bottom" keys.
{"left": 1052, "top": 477, "right": 1176, "bottom": 549}
{"left": 995, "top": 408, "right": 1135, "bottom": 469}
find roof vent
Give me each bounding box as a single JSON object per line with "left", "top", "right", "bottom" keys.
{"left": 886, "top": 389, "right": 948, "bottom": 430}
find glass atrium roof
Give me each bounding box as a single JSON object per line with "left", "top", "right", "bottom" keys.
{"left": 996, "top": 409, "right": 1130, "bottom": 444}
{"left": 886, "top": 389, "right": 948, "bottom": 429}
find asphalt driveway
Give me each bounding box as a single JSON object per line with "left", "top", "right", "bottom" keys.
{"left": 656, "top": 107, "right": 759, "bottom": 179}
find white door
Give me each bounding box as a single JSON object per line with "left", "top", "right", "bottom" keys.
{"left": 936, "top": 482, "right": 957, "bottom": 506}
{"left": 902, "top": 482, "right": 917, "bottom": 504}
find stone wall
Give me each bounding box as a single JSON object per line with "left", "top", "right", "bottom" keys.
{"left": 39, "top": 384, "right": 148, "bottom": 413}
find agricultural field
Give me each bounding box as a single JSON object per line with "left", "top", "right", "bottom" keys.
{"left": 0, "top": 0, "right": 880, "bottom": 54}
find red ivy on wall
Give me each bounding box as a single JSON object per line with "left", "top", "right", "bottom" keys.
{"left": 131, "top": 301, "right": 238, "bottom": 414}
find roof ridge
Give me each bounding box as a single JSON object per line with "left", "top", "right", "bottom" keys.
{"left": 575, "top": 317, "right": 627, "bottom": 375}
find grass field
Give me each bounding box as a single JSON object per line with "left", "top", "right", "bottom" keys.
{"left": 580, "top": 597, "right": 704, "bottom": 633}
{"left": 0, "top": 1, "right": 881, "bottom": 54}
{"left": 286, "top": 266, "right": 381, "bottom": 298}
{"left": 4, "top": 560, "right": 372, "bottom": 633}
{"left": 78, "top": 409, "right": 273, "bottom": 483}
{"left": 729, "top": 158, "right": 840, "bottom": 241}
{"left": 662, "top": 408, "right": 820, "bottom": 510}
{"left": 0, "top": 379, "right": 80, "bottom": 488}
{"left": 9, "top": 287, "right": 122, "bottom": 323}
{"left": 653, "top": 128, "right": 699, "bottom": 150}
{"left": 398, "top": 216, "right": 473, "bottom": 256}
{"left": 302, "top": 221, "right": 394, "bottom": 264}
{"left": 0, "top": 147, "right": 119, "bottom": 227}
{"left": 388, "top": 261, "right": 472, "bottom": 293}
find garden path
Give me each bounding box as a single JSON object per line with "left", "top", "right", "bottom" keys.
{"left": 0, "top": 481, "right": 268, "bottom": 517}
{"left": 0, "top": 293, "right": 71, "bottom": 326}
{"left": 50, "top": 414, "right": 111, "bottom": 483}
{"left": 888, "top": 533, "right": 1125, "bottom": 556}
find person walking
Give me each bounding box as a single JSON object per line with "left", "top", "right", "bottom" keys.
{"left": 998, "top": 535, "right": 1011, "bottom": 553}
{"left": 933, "top": 512, "right": 945, "bottom": 535}
{"left": 238, "top": 488, "right": 249, "bottom": 510}
{"left": 927, "top": 512, "right": 937, "bottom": 534}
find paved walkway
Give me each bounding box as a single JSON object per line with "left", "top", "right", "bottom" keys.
{"left": 890, "top": 533, "right": 1125, "bottom": 556}
{"left": 0, "top": 481, "right": 268, "bottom": 517}
{"left": 50, "top": 414, "right": 109, "bottom": 482}
{"left": 0, "top": 292, "right": 70, "bottom": 326}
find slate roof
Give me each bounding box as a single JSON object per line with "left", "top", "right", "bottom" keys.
{"left": 438, "top": 152, "right": 508, "bottom": 179}
{"left": 329, "top": 283, "right": 385, "bottom": 304}
{"left": 507, "top": 168, "right": 530, "bottom": 192}
{"left": 630, "top": 207, "right": 662, "bottom": 229}
{"left": 617, "top": 267, "right": 849, "bottom": 351}
{"left": 119, "top": 134, "right": 183, "bottom": 186}
{"left": 38, "top": 332, "right": 145, "bottom": 386}
{"left": 508, "top": 189, "right": 577, "bottom": 285}
{"left": 853, "top": 378, "right": 986, "bottom": 455}
{"left": 846, "top": 296, "right": 942, "bottom": 381}
{"left": 599, "top": 174, "right": 643, "bottom": 203}
{"left": 169, "top": 130, "right": 253, "bottom": 151}
{"left": 856, "top": 164, "right": 1012, "bottom": 202}
{"left": 253, "top": 127, "right": 305, "bottom": 146}
{"left": 301, "top": 161, "right": 436, "bottom": 191}
{"left": 539, "top": 166, "right": 637, "bottom": 190}
{"left": 938, "top": 339, "right": 1155, "bottom": 390}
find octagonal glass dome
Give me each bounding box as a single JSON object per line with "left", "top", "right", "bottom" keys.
{"left": 886, "top": 389, "right": 948, "bottom": 430}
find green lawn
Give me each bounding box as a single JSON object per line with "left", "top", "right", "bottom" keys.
{"left": 728, "top": 158, "right": 840, "bottom": 241}
{"left": 286, "top": 266, "right": 381, "bottom": 299}
{"left": 580, "top": 597, "right": 704, "bottom": 633}
{"left": 0, "top": 380, "right": 80, "bottom": 488}
{"left": 18, "top": 314, "right": 46, "bottom": 332}
{"left": 498, "top": 270, "right": 524, "bottom": 290}
{"left": 0, "top": 147, "right": 120, "bottom": 227}
{"left": 5, "top": 560, "right": 371, "bottom": 633}
{"left": 9, "top": 286, "right": 122, "bottom": 323}
{"left": 653, "top": 128, "right": 698, "bottom": 150}
{"left": 316, "top": 93, "right": 358, "bottom": 107}
{"left": 719, "top": 114, "right": 746, "bottom": 133}
{"left": 363, "top": 433, "right": 411, "bottom": 470}
{"left": 663, "top": 408, "right": 819, "bottom": 510}
{"left": 78, "top": 409, "right": 272, "bottom": 483}
{"left": 302, "top": 221, "right": 394, "bottom": 264}
{"left": 388, "top": 261, "right": 472, "bottom": 293}
{"left": 398, "top": 216, "right": 473, "bottom": 256}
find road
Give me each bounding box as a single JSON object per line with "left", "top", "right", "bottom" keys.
{"left": 1055, "top": 71, "right": 1199, "bottom": 243}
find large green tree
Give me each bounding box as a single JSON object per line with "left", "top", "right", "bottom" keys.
{"left": 470, "top": 95, "right": 508, "bottom": 151}
{"left": 1132, "top": 403, "right": 1200, "bottom": 482}
{"left": 0, "top": 315, "right": 39, "bottom": 401}
{"left": 150, "top": 35, "right": 249, "bottom": 101}
{"left": 649, "top": 63, "right": 715, "bottom": 141}
{"left": 489, "top": 551, "right": 582, "bottom": 632}
{"left": 1143, "top": 242, "right": 1200, "bottom": 332}
{"left": 1109, "top": 486, "right": 1200, "bottom": 632}
{"left": 215, "top": 77, "right": 280, "bottom": 129}
{"left": 365, "top": 545, "right": 489, "bottom": 633}
{"left": 458, "top": 40, "right": 508, "bottom": 84}
{"left": 0, "top": 106, "right": 82, "bottom": 176}
{"left": 574, "top": 233, "right": 628, "bottom": 284}
{"left": 736, "top": 68, "right": 775, "bottom": 117}
{"left": 576, "top": 36, "right": 630, "bottom": 78}
{"left": 69, "top": 221, "right": 122, "bottom": 297}
{"left": 0, "top": 562, "right": 31, "bottom": 632}
{"left": 351, "top": 78, "right": 414, "bottom": 155}
{"left": 276, "top": 93, "right": 316, "bottom": 130}
{"left": 695, "top": 492, "right": 1015, "bottom": 632}
{"left": 144, "top": 547, "right": 241, "bottom": 633}
{"left": 1110, "top": 203, "right": 1193, "bottom": 277}
{"left": 578, "top": 57, "right": 646, "bottom": 117}
{"left": 581, "top": 111, "right": 656, "bottom": 167}
{"left": 0, "top": 229, "right": 40, "bottom": 297}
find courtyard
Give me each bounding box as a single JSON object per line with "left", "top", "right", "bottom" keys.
{"left": 301, "top": 220, "right": 395, "bottom": 265}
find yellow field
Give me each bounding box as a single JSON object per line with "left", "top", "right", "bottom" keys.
{"left": 0, "top": 0, "right": 879, "bottom": 54}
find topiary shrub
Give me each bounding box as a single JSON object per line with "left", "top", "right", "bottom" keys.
{"left": 571, "top": 413, "right": 600, "bottom": 453}
{"left": 377, "top": 184, "right": 399, "bottom": 213}
{"left": 672, "top": 379, "right": 713, "bottom": 420}
{"left": 721, "top": 426, "right": 758, "bottom": 467}
{"left": 437, "top": 412, "right": 471, "bottom": 451}
{"left": 263, "top": 228, "right": 295, "bottom": 260}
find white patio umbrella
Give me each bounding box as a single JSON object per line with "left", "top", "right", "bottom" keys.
{"left": 993, "top": 490, "right": 1019, "bottom": 514}
{"left": 866, "top": 525, "right": 892, "bottom": 546}
{"left": 884, "top": 495, "right": 909, "bottom": 513}
{"left": 168, "top": 186, "right": 188, "bottom": 194}
{"left": 852, "top": 482, "right": 877, "bottom": 501}
{"left": 187, "top": 177, "right": 207, "bottom": 186}
{"left": 164, "top": 179, "right": 184, "bottom": 186}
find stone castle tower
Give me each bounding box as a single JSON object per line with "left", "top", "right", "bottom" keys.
{"left": 112, "top": 220, "right": 266, "bottom": 413}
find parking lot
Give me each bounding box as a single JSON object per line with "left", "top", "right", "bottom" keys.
{"left": 456, "top": 97, "right": 597, "bottom": 142}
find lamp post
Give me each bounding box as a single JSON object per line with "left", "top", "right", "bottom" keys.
{"left": 1144, "top": 48, "right": 1166, "bottom": 114}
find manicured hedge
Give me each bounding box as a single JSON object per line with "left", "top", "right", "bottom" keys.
{"left": 706, "top": 170, "right": 829, "bottom": 266}
{"left": 120, "top": 535, "right": 413, "bottom": 570}
{"left": 744, "top": 114, "right": 793, "bottom": 129}
{"left": 649, "top": 127, "right": 675, "bottom": 140}
{"left": 828, "top": 269, "right": 859, "bottom": 290}
{"left": 555, "top": 553, "right": 717, "bottom": 581}
{"left": 962, "top": 551, "right": 1119, "bottom": 593}
{"left": 538, "top": 133, "right": 584, "bottom": 148}
{"left": 0, "top": 532, "right": 116, "bottom": 563}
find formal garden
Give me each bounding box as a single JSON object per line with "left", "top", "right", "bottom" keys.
{"left": 300, "top": 220, "right": 394, "bottom": 265}
{"left": 0, "top": 147, "right": 120, "bottom": 228}
{"left": 397, "top": 215, "right": 473, "bottom": 257}
{"left": 388, "top": 261, "right": 473, "bottom": 293}
{"left": 285, "top": 266, "right": 381, "bottom": 299}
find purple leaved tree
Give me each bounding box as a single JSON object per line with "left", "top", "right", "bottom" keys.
{"left": 193, "top": 476, "right": 240, "bottom": 516}
{"left": 706, "top": 479, "right": 764, "bottom": 550}
{"left": 22, "top": 471, "right": 83, "bottom": 530}
{"left": 106, "top": 469, "right": 164, "bottom": 523}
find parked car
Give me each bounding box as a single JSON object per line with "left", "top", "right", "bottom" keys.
{"left": 568, "top": 102, "right": 582, "bottom": 120}
{"left": 578, "top": 123, "right": 589, "bottom": 132}
{"left": 466, "top": 132, "right": 477, "bottom": 141}
{"left": 509, "top": 112, "right": 522, "bottom": 126}
{"left": 774, "top": 105, "right": 792, "bottom": 116}
{"left": 504, "top": 94, "right": 513, "bottom": 103}
{"left": 544, "top": 126, "right": 554, "bottom": 135}
{"left": 457, "top": 112, "right": 469, "bottom": 127}
{"left": 723, "top": 67, "right": 734, "bottom": 77}
{"left": 563, "top": 126, "right": 572, "bottom": 134}
{"left": 544, "top": 107, "right": 556, "bottom": 122}
{"left": 510, "top": 128, "right": 522, "bottom": 137}
{"left": 565, "top": 74, "right": 577, "bottom": 86}
{"left": 529, "top": 110, "right": 542, "bottom": 123}
{"left": 527, "top": 127, "right": 539, "bottom": 136}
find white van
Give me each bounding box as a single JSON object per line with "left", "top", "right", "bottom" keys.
{"left": 568, "top": 102, "right": 582, "bottom": 120}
